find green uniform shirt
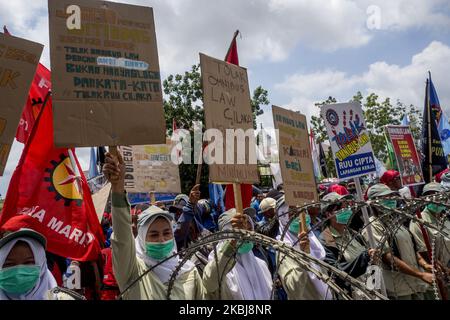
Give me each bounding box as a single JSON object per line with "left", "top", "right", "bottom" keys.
{"left": 364, "top": 216, "right": 426, "bottom": 297}
{"left": 110, "top": 192, "right": 208, "bottom": 300}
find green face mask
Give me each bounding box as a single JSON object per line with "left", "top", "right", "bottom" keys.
{"left": 0, "top": 265, "right": 40, "bottom": 294}
{"left": 381, "top": 199, "right": 397, "bottom": 209}
{"left": 145, "top": 239, "right": 174, "bottom": 260}
{"left": 289, "top": 215, "right": 311, "bottom": 234}
{"left": 427, "top": 203, "right": 446, "bottom": 213}
{"left": 237, "top": 241, "right": 254, "bottom": 254}
{"left": 336, "top": 208, "right": 352, "bottom": 225}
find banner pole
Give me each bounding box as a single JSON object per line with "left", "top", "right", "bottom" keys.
{"left": 427, "top": 79, "right": 432, "bottom": 182}
{"left": 354, "top": 177, "right": 387, "bottom": 297}
{"left": 300, "top": 208, "right": 310, "bottom": 254}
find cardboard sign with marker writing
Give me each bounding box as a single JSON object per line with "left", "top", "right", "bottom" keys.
{"left": 119, "top": 140, "right": 181, "bottom": 193}
{"left": 48, "top": 0, "right": 165, "bottom": 147}
{"left": 272, "top": 106, "right": 318, "bottom": 206}
{"left": 0, "top": 33, "right": 43, "bottom": 175}
{"left": 200, "top": 53, "right": 258, "bottom": 184}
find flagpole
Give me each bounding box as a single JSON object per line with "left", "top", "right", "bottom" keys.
{"left": 427, "top": 78, "right": 432, "bottom": 182}
{"left": 224, "top": 30, "right": 239, "bottom": 61}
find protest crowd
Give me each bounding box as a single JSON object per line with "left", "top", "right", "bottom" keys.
{"left": 0, "top": 0, "right": 449, "bottom": 301}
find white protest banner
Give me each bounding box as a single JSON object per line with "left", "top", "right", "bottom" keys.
{"left": 321, "top": 102, "right": 376, "bottom": 180}
{"left": 120, "top": 140, "right": 181, "bottom": 193}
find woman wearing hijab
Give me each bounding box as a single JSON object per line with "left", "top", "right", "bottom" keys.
{"left": 103, "top": 150, "right": 206, "bottom": 300}
{"left": 0, "top": 227, "right": 57, "bottom": 300}
{"left": 203, "top": 208, "right": 273, "bottom": 299}
{"left": 275, "top": 195, "right": 333, "bottom": 300}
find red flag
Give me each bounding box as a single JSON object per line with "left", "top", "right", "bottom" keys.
{"left": 0, "top": 102, "right": 104, "bottom": 261}
{"left": 3, "top": 26, "right": 52, "bottom": 144}
{"left": 16, "top": 63, "right": 51, "bottom": 143}
{"left": 223, "top": 30, "right": 253, "bottom": 210}
{"left": 225, "top": 30, "right": 239, "bottom": 65}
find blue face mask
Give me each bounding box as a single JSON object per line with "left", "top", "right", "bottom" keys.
{"left": 336, "top": 208, "right": 352, "bottom": 225}
{"left": 145, "top": 239, "right": 174, "bottom": 260}
{"left": 0, "top": 265, "right": 40, "bottom": 294}
{"left": 237, "top": 241, "right": 254, "bottom": 254}
{"left": 289, "top": 215, "right": 311, "bottom": 234}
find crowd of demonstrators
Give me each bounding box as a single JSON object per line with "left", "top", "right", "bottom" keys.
{"left": 1, "top": 149, "right": 449, "bottom": 300}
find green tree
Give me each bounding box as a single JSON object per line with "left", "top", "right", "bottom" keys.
{"left": 163, "top": 64, "right": 270, "bottom": 193}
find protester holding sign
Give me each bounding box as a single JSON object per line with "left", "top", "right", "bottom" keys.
{"left": 203, "top": 209, "right": 272, "bottom": 299}
{"left": 103, "top": 151, "right": 208, "bottom": 299}
{"left": 275, "top": 196, "right": 332, "bottom": 300}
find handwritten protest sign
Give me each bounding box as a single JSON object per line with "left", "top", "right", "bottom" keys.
{"left": 272, "top": 106, "right": 317, "bottom": 205}
{"left": 321, "top": 102, "right": 376, "bottom": 180}
{"left": 200, "top": 53, "right": 258, "bottom": 183}
{"left": 0, "top": 33, "right": 42, "bottom": 175}
{"left": 119, "top": 140, "right": 181, "bottom": 193}
{"left": 385, "top": 125, "right": 425, "bottom": 186}
{"left": 48, "top": 0, "right": 165, "bottom": 147}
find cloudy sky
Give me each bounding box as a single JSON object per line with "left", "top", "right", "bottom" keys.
{"left": 1, "top": 0, "right": 450, "bottom": 197}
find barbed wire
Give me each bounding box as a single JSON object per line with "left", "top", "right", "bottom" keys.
{"left": 116, "top": 191, "right": 449, "bottom": 300}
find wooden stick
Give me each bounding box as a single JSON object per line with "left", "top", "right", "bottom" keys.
{"left": 300, "top": 209, "right": 310, "bottom": 254}
{"left": 233, "top": 183, "right": 243, "bottom": 214}
{"left": 150, "top": 192, "right": 156, "bottom": 205}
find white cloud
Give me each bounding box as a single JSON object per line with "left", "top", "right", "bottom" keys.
{"left": 2, "top": 0, "right": 449, "bottom": 75}
{"left": 274, "top": 41, "right": 450, "bottom": 123}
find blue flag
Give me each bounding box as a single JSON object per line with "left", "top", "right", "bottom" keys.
{"left": 209, "top": 183, "right": 225, "bottom": 215}
{"left": 430, "top": 73, "right": 450, "bottom": 156}
{"left": 421, "top": 78, "right": 448, "bottom": 183}
{"left": 401, "top": 114, "right": 410, "bottom": 126}
{"left": 88, "top": 147, "right": 99, "bottom": 179}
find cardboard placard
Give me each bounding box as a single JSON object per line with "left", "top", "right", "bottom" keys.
{"left": 119, "top": 140, "right": 181, "bottom": 193}
{"left": 321, "top": 102, "right": 376, "bottom": 180}
{"left": 200, "top": 53, "right": 258, "bottom": 184}
{"left": 272, "top": 106, "right": 318, "bottom": 206}
{"left": 385, "top": 125, "right": 425, "bottom": 186}
{"left": 48, "top": 0, "right": 165, "bottom": 147}
{"left": 0, "top": 33, "right": 43, "bottom": 175}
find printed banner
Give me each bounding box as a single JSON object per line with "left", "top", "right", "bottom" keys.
{"left": 48, "top": 0, "right": 165, "bottom": 147}
{"left": 321, "top": 102, "right": 376, "bottom": 180}
{"left": 385, "top": 125, "right": 425, "bottom": 186}
{"left": 120, "top": 140, "right": 181, "bottom": 193}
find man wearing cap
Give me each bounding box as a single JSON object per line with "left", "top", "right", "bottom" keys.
{"left": 380, "top": 170, "right": 412, "bottom": 199}
{"left": 409, "top": 182, "right": 450, "bottom": 298}
{"left": 320, "top": 192, "right": 377, "bottom": 298}
{"left": 256, "top": 198, "right": 278, "bottom": 238}
{"left": 174, "top": 185, "right": 210, "bottom": 250}
{"left": 365, "top": 183, "right": 433, "bottom": 299}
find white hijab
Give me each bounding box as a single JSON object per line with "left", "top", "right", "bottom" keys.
{"left": 135, "top": 214, "right": 196, "bottom": 284}
{"left": 0, "top": 237, "right": 57, "bottom": 300}
{"left": 209, "top": 209, "right": 272, "bottom": 300}
{"left": 276, "top": 202, "right": 332, "bottom": 300}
